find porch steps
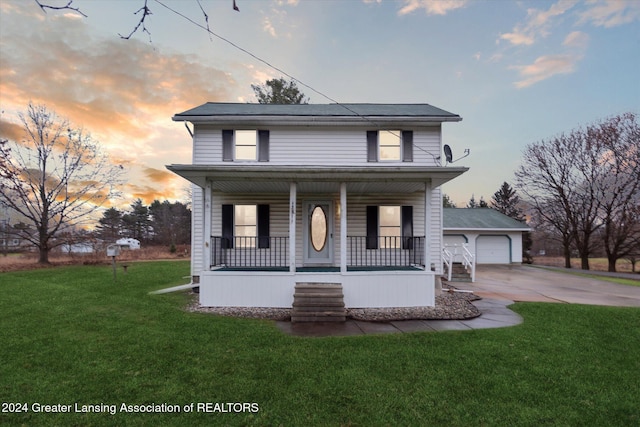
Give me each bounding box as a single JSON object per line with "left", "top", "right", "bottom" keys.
{"left": 446, "top": 263, "right": 472, "bottom": 282}
{"left": 292, "top": 283, "right": 346, "bottom": 323}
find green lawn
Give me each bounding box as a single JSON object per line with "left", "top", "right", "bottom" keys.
{"left": 1, "top": 261, "right": 639, "bottom": 426}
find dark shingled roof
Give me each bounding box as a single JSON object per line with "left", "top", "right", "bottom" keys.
{"left": 174, "top": 102, "right": 460, "bottom": 120}
{"left": 444, "top": 208, "right": 530, "bottom": 230}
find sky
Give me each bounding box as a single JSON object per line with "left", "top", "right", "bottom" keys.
{"left": 1, "top": 0, "right": 638, "bottom": 210}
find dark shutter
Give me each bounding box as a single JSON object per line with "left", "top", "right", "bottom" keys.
{"left": 221, "top": 204, "right": 234, "bottom": 248}
{"left": 257, "top": 204, "right": 270, "bottom": 248}
{"left": 222, "top": 130, "right": 234, "bottom": 161}
{"left": 367, "top": 131, "right": 378, "bottom": 162}
{"left": 366, "top": 205, "right": 379, "bottom": 249}
{"left": 402, "top": 131, "right": 413, "bottom": 162}
{"left": 401, "top": 205, "right": 413, "bottom": 249}
{"left": 258, "top": 130, "right": 270, "bottom": 162}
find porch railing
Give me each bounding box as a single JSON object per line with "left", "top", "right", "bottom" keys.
{"left": 211, "top": 235, "right": 425, "bottom": 269}
{"left": 211, "top": 236, "right": 289, "bottom": 268}
{"left": 347, "top": 236, "right": 425, "bottom": 268}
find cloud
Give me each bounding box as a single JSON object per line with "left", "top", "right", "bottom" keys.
{"left": 263, "top": 16, "right": 278, "bottom": 37}
{"left": 563, "top": 31, "right": 589, "bottom": 50}
{"left": 578, "top": 0, "right": 640, "bottom": 28}
{"left": 0, "top": 2, "right": 237, "bottom": 203}
{"left": 499, "top": 0, "right": 579, "bottom": 46}
{"left": 143, "top": 167, "right": 177, "bottom": 185}
{"left": 510, "top": 54, "right": 581, "bottom": 88}
{"left": 398, "top": 0, "right": 468, "bottom": 16}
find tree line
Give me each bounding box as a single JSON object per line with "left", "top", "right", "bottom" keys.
{"left": 96, "top": 199, "right": 191, "bottom": 247}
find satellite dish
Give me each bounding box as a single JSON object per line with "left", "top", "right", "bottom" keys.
{"left": 444, "top": 145, "right": 453, "bottom": 164}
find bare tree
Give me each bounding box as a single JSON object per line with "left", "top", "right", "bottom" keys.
{"left": 32, "top": 0, "right": 239, "bottom": 41}
{"left": 0, "top": 103, "right": 124, "bottom": 264}
{"left": 589, "top": 113, "right": 640, "bottom": 271}
{"left": 516, "top": 112, "right": 640, "bottom": 271}
{"left": 516, "top": 128, "right": 600, "bottom": 270}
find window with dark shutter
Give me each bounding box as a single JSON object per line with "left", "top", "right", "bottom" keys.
{"left": 401, "top": 205, "right": 414, "bottom": 249}
{"left": 366, "top": 205, "right": 379, "bottom": 249}
{"left": 402, "top": 131, "right": 413, "bottom": 162}
{"left": 258, "top": 130, "right": 269, "bottom": 162}
{"left": 367, "top": 131, "right": 378, "bottom": 162}
{"left": 221, "top": 204, "right": 234, "bottom": 248}
{"left": 222, "top": 130, "right": 234, "bottom": 161}
{"left": 257, "top": 204, "right": 270, "bottom": 248}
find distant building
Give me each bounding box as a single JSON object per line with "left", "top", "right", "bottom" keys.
{"left": 116, "top": 238, "right": 141, "bottom": 250}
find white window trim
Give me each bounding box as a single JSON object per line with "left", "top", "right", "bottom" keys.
{"left": 378, "top": 130, "right": 402, "bottom": 162}
{"left": 234, "top": 130, "right": 258, "bottom": 161}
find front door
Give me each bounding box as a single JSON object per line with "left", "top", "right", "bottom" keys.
{"left": 303, "top": 201, "right": 333, "bottom": 265}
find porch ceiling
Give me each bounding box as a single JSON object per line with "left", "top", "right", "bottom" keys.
{"left": 166, "top": 164, "right": 468, "bottom": 193}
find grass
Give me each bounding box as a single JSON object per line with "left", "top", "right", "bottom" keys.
{"left": 566, "top": 272, "right": 640, "bottom": 287}
{"left": 1, "top": 261, "right": 639, "bottom": 426}
{"left": 534, "top": 256, "right": 639, "bottom": 274}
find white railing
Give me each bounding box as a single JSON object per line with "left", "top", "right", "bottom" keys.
{"left": 442, "top": 243, "right": 476, "bottom": 282}
{"left": 461, "top": 244, "right": 476, "bottom": 282}
{"left": 442, "top": 247, "right": 454, "bottom": 281}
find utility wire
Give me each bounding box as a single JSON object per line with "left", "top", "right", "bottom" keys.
{"left": 153, "top": 0, "right": 443, "bottom": 165}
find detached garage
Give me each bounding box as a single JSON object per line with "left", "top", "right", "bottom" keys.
{"left": 443, "top": 208, "right": 530, "bottom": 264}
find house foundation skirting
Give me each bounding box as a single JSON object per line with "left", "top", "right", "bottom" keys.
{"left": 198, "top": 271, "right": 436, "bottom": 308}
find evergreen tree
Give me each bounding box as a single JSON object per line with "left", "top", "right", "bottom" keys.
{"left": 491, "top": 182, "right": 532, "bottom": 262}
{"left": 96, "top": 207, "right": 123, "bottom": 241}
{"left": 251, "top": 77, "right": 309, "bottom": 104}
{"left": 122, "top": 199, "right": 151, "bottom": 242}
{"left": 442, "top": 194, "right": 456, "bottom": 208}
{"left": 491, "top": 182, "right": 524, "bottom": 219}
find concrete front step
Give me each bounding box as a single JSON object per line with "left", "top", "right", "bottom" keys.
{"left": 292, "top": 282, "right": 346, "bottom": 323}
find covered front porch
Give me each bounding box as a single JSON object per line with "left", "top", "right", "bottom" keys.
{"left": 167, "top": 164, "right": 467, "bottom": 308}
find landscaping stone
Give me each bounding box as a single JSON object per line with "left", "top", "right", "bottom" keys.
{"left": 186, "top": 286, "right": 481, "bottom": 322}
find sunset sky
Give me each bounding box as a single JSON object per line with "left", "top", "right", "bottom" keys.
{"left": 1, "top": 0, "right": 638, "bottom": 209}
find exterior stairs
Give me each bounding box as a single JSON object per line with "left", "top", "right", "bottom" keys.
{"left": 292, "top": 283, "right": 346, "bottom": 322}
{"left": 445, "top": 262, "right": 472, "bottom": 282}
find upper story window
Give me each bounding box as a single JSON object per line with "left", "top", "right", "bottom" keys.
{"left": 367, "top": 130, "right": 413, "bottom": 162}
{"left": 379, "top": 131, "right": 401, "bottom": 161}
{"left": 234, "top": 131, "right": 257, "bottom": 160}
{"left": 222, "top": 130, "right": 270, "bottom": 162}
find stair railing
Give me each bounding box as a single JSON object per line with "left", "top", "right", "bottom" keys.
{"left": 461, "top": 244, "right": 476, "bottom": 282}
{"left": 442, "top": 247, "right": 454, "bottom": 281}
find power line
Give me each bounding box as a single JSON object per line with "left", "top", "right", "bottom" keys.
{"left": 152, "top": 0, "right": 443, "bottom": 165}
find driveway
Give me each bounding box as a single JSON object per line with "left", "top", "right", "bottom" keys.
{"left": 455, "top": 265, "right": 640, "bottom": 307}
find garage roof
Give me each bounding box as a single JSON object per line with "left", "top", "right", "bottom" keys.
{"left": 444, "top": 208, "right": 530, "bottom": 231}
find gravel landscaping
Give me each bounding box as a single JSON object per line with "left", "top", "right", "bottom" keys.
{"left": 186, "top": 286, "right": 481, "bottom": 322}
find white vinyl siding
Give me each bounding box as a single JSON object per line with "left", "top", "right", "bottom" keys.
{"left": 191, "top": 185, "right": 204, "bottom": 274}
{"left": 192, "top": 126, "right": 442, "bottom": 166}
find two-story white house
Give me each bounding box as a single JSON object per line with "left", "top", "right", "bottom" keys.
{"left": 167, "top": 103, "right": 467, "bottom": 309}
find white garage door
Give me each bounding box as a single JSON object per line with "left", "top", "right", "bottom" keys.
{"left": 443, "top": 235, "right": 467, "bottom": 248}
{"left": 476, "top": 235, "right": 510, "bottom": 264}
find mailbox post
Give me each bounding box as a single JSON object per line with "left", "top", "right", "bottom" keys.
{"left": 107, "top": 244, "right": 121, "bottom": 281}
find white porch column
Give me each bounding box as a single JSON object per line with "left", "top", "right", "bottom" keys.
{"left": 203, "top": 180, "right": 212, "bottom": 270}
{"left": 289, "top": 182, "right": 297, "bottom": 273}
{"left": 424, "top": 180, "right": 432, "bottom": 271}
{"left": 340, "top": 182, "right": 347, "bottom": 273}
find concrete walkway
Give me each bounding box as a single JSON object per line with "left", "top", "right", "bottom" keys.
{"left": 276, "top": 298, "right": 522, "bottom": 337}
{"left": 276, "top": 264, "right": 640, "bottom": 337}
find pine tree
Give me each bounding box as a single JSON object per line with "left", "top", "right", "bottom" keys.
{"left": 442, "top": 194, "right": 456, "bottom": 208}
{"left": 491, "top": 182, "right": 523, "bottom": 220}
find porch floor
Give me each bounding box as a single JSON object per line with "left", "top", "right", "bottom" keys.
{"left": 213, "top": 266, "right": 424, "bottom": 272}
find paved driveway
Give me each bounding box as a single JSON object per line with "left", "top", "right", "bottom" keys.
{"left": 455, "top": 265, "right": 640, "bottom": 307}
